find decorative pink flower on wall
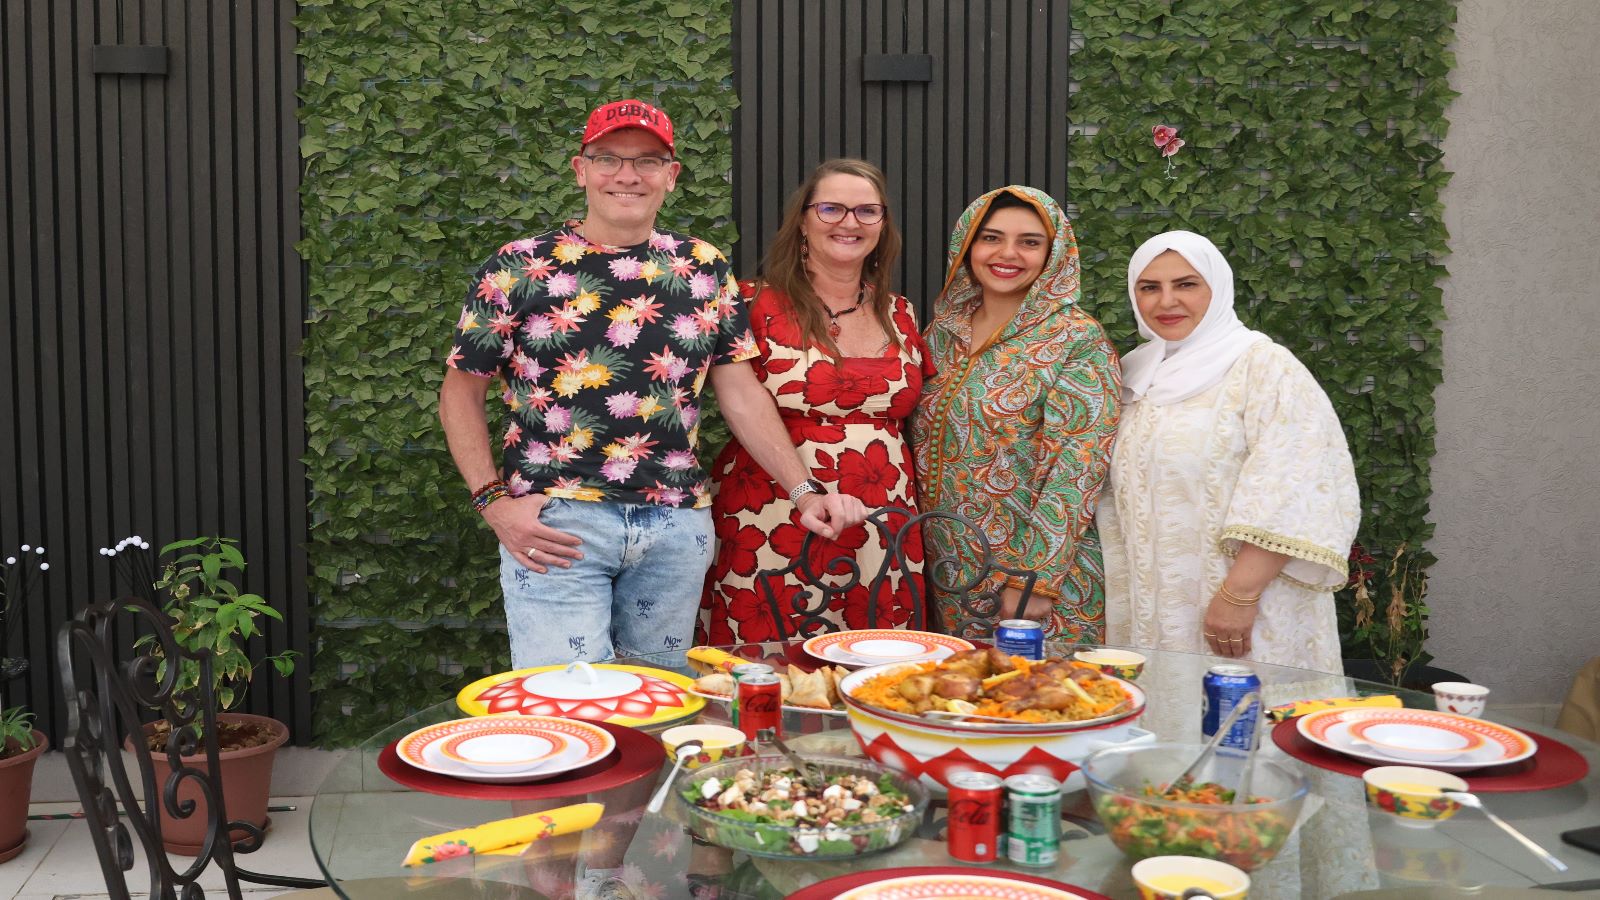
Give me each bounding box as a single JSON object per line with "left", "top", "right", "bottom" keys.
{"left": 1152, "top": 124, "right": 1184, "bottom": 178}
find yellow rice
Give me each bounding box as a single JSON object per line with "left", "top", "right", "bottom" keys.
{"left": 851, "top": 658, "right": 1128, "bottom": 723}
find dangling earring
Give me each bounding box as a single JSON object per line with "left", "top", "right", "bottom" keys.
{"left": 867, "top": 252, "right": 879, "bottom": 273}
{"left": 800, "top": 234, "right": 811, "bottom": 262}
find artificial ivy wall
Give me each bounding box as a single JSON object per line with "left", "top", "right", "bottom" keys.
{"left": 1067, "top": 0, "right": 1455, "bottom": 679}
{"left": 298, "top": 0, "right": 1453, "bottom": 743}
{"left": 296, "top": 0, "right": 736, "bottom": 744}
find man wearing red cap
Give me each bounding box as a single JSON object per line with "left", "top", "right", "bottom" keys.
{"left": 439, "top": 99, "right": 866, "bottom": 672}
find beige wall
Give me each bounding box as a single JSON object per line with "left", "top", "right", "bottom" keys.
{"left": 1429, "top": 0, "right": 1600, "bottom": 703}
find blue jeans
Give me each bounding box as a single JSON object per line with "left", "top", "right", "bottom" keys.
{"left": 499, "top": 499, "right": 713, "bottom": 667}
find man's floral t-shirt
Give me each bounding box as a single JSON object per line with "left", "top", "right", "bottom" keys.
{"left": 449, "top": 225, "right": 758, "bottom": 507}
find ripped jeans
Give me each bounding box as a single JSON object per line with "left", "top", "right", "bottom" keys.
{"left": 499, "top": 498, "right": 713, "bottom": 668}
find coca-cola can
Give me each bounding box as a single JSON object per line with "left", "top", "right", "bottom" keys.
{"left": 736, "top": 672, "right": 782, "bottom": 741}
{"left": 946, "top": 771, "right": 1004, "bottom": 863}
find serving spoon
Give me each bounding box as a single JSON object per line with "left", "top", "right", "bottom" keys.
{"left": 1442, "top": 791, "right": 1568, "bottom": 872}
{"left": 758, "top": 728, "right": 825, "bottom": 792}
{"left": 646, "top": 739, "right": 702, "bottom": 814}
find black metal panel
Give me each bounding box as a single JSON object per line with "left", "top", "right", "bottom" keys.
{"left": 732, "top": 0, "right": 1071, "bottom": 322}
{"left": 0, "top": 0, "right": 310, "bottom": 744}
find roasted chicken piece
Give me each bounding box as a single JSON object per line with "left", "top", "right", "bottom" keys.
{"left": 895, "top": 673, "right": 937, "bottom": 703}
{"left": 985, "top": 647, "right": 1018, "bottom": 674}
{"left": 939, "top": 648, "right": 994, "bottom": 679}
{"left": 1002, "top": 684, "right": 1081, "bottom": 713}
{"left": 932, "top": 672, "right": 982, "bottom": 701}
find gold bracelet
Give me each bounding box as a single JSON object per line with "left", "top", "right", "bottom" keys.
{"left": 1217, "top": 583, "right": 1261, "bottom": 607}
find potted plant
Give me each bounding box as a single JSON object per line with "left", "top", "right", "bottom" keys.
{"left": 134, "top": 537, "right": 298, "bottom": 855}
{"left": 0, "top": 706, "right": 47, "bottom": 864}
{"left": 1338, "top": 542, "right": 1467, "bottom": 690}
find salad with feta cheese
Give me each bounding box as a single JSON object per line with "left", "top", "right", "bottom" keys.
{"left": 678, "top": 759, "right": 924, "bottom": 859}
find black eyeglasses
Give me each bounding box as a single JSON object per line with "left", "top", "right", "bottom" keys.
{"left": 582, "top": 153, "right": 674, "bottom": 176}
{"left": 806, "top": 202, "right": 887, "bottom": 225}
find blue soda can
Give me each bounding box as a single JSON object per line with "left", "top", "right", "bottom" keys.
{"left": 994, "top": 619, "right": 1045, "bottom": 660}
{"left": 1201, "top": 664, "right": 1262, "bottom": 752}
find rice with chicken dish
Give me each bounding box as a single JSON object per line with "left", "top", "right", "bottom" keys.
{"left": 851, "top": 648, "right": 1129, "bottom": 723}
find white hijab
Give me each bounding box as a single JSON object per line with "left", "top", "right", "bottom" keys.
{"left": 1120, "top": 231, "right": 1268, "bottom": 405}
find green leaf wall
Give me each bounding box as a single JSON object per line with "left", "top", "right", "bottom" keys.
{"left": 296, "top": 0, "right": 735, "bottom": 744}
{"left": 1067, "top": 0, "right": 1455, "bottom": 678}
{"left": 298, "top": 0, "right": 1452, "bottom": 743}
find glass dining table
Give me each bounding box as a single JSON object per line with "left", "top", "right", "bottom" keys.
{"left": 307, "top": 641, "right": 1600, "bottom": 899}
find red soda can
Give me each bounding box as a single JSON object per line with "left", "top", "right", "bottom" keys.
{"left": 736, "top": 672, "right": 782, "bottom": 741}
{"left": 946, "top": 771, "right": 1004, "bottom": 862}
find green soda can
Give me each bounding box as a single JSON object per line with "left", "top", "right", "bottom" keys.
{"left": 1003, "top": 774, "right": 1062, "bottom": 867}
{"left": 728, "top": 663, "right": 774, "bottom": 729}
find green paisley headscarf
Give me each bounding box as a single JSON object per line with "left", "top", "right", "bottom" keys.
{"left": 932, "top": 185, "right": 1081, "bottom": 344}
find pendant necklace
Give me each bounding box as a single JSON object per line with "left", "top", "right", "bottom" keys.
{"left": 823, "top": 285, "right": 867, "bottom": 338}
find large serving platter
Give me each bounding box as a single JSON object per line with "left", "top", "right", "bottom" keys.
{"left": 787, "top": 867, "right": 1112, "bottom": 900}
{"left": 840, "top": 661, "right": 1146, "bottom": 734}
{"left": 396, "top": 715, "right": 614, "bottom": 783}
{"left": 803, "top": 629, "right": 975, "bottom": 668}
{"left": 455, "top": 662, "right": 704, "bottom": 728}
{"left": 1296, "top": 707, "right": 1537, "bottom": 770}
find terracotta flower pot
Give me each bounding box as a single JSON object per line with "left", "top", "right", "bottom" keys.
{"left": 133, "top": 712, "right": 288, "bottom": 856}
{"left": 0, "top": 730, "right": 49, "bottom": 864}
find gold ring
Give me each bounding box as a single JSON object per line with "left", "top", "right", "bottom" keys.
{"left": 1226, "top": 637, "right": 1243, "bottom": 643}
{"left": 1202, "top": 632, "right": 1218, "bottom": 638}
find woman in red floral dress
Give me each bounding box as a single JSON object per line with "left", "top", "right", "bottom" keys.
{"left": 699, "top": 159, "right": 933, "bottom": 643}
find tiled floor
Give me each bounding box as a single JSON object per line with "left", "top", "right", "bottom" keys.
{"left": 5, "top": 747, "right": 340, "bottom": 899}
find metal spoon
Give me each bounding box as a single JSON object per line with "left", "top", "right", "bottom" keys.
{"left": 1442, "top": 791, "right": 1568, "bottom": 872}
{"left": 757, "top": 728, "right": 824, "bottom": 792}
{"left": 645, "top": 739, "right": 703, "bottom": 814}
{"left": 1163, "top": 691, "right": 1260, "bottom": 793}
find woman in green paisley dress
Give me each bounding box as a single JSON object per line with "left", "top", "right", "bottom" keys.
{"left": 911, "top": 186, "right": 1121, "bottom": 640}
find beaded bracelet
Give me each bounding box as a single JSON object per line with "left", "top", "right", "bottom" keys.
{"left": 470, "top": 479, "right": 510, "bottom": 514}
{"left": 1217, "top": 583, "right": 1261, "bottom": 607}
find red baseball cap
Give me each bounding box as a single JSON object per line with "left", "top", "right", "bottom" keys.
{"left": 582, "top": 99, "right": 675, "bottom": 155}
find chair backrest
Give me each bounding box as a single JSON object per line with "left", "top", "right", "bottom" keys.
{"left": 901, "top": 509, "right": 1037, "bottom": 640}
{"left": 757, "top": 507, "right": 1036, "bottom": 640}
{"left": 57, "top": 595, "right": 321, "bottom": 899}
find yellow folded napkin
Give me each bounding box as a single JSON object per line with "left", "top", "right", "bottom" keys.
{"left": 687, "top": 646, "right": 742, "bottom": 674}
{"left": 403, "top": 802, "right": 603, "bottom": 866}
{"left": 1266, "top": 695, "right": 1401, "bottom": 722}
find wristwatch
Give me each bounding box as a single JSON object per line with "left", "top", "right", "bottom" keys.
{"left": 787, "top": 478, "right": 828, "bottom": 504}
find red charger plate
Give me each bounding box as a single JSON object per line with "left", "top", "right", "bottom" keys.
{"left": 1271, "top": 718, "right": 1589, "bottom": 792}
{"left": 786, "top": 866, "right": 1113, "bottom": 900}
{"left": 377, "top": 719, "right": 662, "bottom": 800}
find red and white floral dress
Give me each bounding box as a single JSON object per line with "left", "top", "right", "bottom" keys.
{"left": 698, "top": 282, "right": 933, "bottom": 643}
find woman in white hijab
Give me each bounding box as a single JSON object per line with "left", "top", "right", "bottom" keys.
{"left": 1100, "top": 231, "right": 1360, "bottom": 673}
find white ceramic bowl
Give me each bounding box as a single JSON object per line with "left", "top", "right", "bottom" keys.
{"left": 840, "top": 661, "right": 1152, "bottom": 793}
{"left": 1348, "top": 719, "right": 1485, "bottom": 762}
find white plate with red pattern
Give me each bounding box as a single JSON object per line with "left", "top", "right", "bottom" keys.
{"left": 803, "top": 630, "right": 975, "bottom": 667}
{"left": 455, "top": 661, "right": 705, "bottom": 728}
{"left": 397, "top": 715, "right": 614, "bottom": 783}
{"left": 835, "top": 873, "right": 1090, "bottom": 899}
{"left": 1297, "top": 707, "right": 1537, "bottom": 770}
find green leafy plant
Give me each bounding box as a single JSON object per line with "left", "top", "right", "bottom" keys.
{"left": 296, "top": 0, "right": 737, "bottom": 744}
{"left": 0, "top": 706, "right": 36, "bottom": 757}
{"left": 1068, "top": 0, "right": 1455, "bottom": 679}
{"left": 143, "top": 538, "right": 298, "bottom": 714}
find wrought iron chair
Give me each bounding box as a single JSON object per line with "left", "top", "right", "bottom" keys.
{"left": 758, "top": 506, "right": 1037, "bottom": 640}
{"left": 57, "top": 594, "right": 328, "bottom": 899}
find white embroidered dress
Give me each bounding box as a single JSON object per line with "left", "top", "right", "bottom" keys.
{"left": 1102, "top": 340, "right": 1360, "bottom": 673}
